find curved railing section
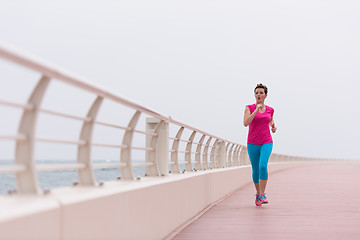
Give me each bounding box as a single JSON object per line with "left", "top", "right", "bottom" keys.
{"left": 0, "top": 43, "right": 315, "bottom": 195}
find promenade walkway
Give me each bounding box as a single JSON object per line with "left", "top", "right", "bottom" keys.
{"left": 170, "top": 162, "right": 360, "bottom": 240}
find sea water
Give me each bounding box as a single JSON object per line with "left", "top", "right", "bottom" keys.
{"left": 0, "top": 159, "right": 146, "bottom": 195}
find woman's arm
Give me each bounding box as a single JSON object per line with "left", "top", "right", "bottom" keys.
{"left": 270, "top": 116, "right": 277, "bottom": 133}
{"left": 244, "top": 105, "right": 260, "bottom": 127}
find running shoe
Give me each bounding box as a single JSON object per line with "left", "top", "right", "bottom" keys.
{"left": 255, "top": 194, "right": 262, "bottom": 206}
{"left": 259, "top": 193, "right": 268, "bottom": 204}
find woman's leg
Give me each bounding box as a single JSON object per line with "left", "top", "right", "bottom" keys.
{"left": 259, "top": 143, "right": 273, "bottom": 194}
{"left": 247, "top": 144, "right": 261, "bottom": 194}
{"left": 259, "top": 180, "right": 267, "bottom": 195}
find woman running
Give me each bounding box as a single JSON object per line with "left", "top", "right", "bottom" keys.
{"left": 243, "top": 83, "right": 277, "bottom": 206}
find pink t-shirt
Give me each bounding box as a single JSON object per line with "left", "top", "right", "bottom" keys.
{"left": 246, "top": 104, "right": 274, "bottom": 145}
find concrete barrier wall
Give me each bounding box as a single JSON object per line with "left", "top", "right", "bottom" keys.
{"left": 0, "top": 162, "right": 311, "bottom": 240}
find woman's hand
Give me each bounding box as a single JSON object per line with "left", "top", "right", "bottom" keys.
{"left": 255, "top": 104, "right": 264, "bottom": 113}
{"left": 271, "top": 124, "right": 277, "bottom": 133}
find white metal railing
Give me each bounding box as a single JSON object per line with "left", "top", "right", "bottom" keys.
{"left": 0, "top": 43, "right": 314, "bottom": 195}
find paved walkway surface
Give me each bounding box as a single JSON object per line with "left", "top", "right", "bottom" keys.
{"left": 172, "top": 162, "right": 360, "bottom": 240}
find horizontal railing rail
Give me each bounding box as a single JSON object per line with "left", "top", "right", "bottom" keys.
{"left": 0, "top": 43, "right": 318, "bottom": 195}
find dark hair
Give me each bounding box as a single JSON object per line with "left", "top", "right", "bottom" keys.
{"left": 254, "top": 83, "right": 268, "bottom": 94}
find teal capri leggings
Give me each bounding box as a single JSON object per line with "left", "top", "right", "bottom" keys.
{"left": 247, "top": 143, "right": 273, "bottom": 184}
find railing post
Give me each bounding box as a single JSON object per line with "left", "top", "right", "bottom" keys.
{"left": 195, "top": 134, "right": 206, "bottom": 170}
{"left": 232, "top": 145, "right": 239, "bottom": 166}
{"left": 240, "top": 146, "right": 247, "bottom": 165}
{"left": 218, "top": 141, "right": 226, "bottom": 168}
{"left": 238, "top": 146, "right": 242, "bottom": 165}
{"left": 235, "top": 145, "right": 241, "bottom": 166}
{"left": 120, "top": 110, "right": 141, "bottom": 180}
{"left": 77, "top": 96, "right": 103, "bottom": 186}
{"left": 15, "top": 75, "right": 50, "bottom": 194}
{"left": 225, "top": 143, "right": 230, "bottom": 167}
{"left": 146, "top": 118, "right": 169, "bottom": 176}
{"left": 210, "top": 139, "right": 219, "bottom": 168}
{"left": 185, "top": 131, "right": 196, "bottom": 171}
{"left": 202, "top": 137, "right": 212, "bottom": 169}
{"left": 228, "top": 144, "right": 235, "bottom": 167}
{"left": 170, "top": 127, "right": 184, "bottom": 173}
{"left": 244, "top": 146, "right": 250, "bottom": 165}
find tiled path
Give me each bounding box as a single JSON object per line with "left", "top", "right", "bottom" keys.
{"left": 172, "top": 162, "right": 360, "bottom": 240}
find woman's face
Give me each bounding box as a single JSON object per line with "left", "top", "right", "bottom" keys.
{"left": 254, "top": 88, "right": 267, "bottom": 103}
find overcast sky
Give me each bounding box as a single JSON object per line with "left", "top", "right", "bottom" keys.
{"left": 0, "top": 0, "right": 359, "bottom": 160}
